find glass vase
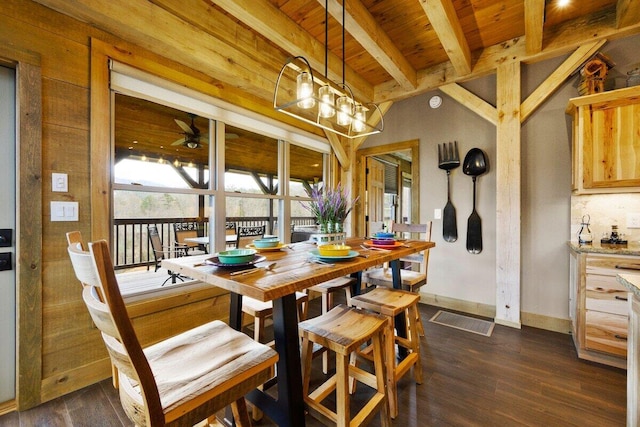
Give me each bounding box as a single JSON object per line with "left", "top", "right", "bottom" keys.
{"left": 334, "top": 221, "right": 344, "bottom": 233}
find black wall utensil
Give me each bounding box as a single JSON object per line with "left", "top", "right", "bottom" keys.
{"left": 462, "top": 148, "right": 488, "bottom": 254}
{"left": 438, "top": 141, "right": 460, "bottom": 242}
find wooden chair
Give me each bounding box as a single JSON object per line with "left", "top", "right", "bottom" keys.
{"left": 67, "top": 239, "right": 278, "bottom": 427}
{"left": 236, "top": 225, "right": 265, "bottom": 249}
{"left": 348, "top": 288, "right": 422, "bottom": 418}
{"left": 173, "top": 222, "right": 207, "bottom": 255}
{"left": 226, "top": 221, "right": 237, "bottom": 249}
{"left": 299, "top": 304, "right": 391, "bottom": 427}
{"left": 363, "top": 221, "right": 432, "bottom": 335}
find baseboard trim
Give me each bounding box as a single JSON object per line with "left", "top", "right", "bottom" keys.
{"left": 419, "top": 292, "right": 571, "bottom": 334}
{"left": 0, "top": 399, "right": 17, "bottom": 416}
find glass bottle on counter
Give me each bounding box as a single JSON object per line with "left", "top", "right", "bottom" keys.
{"left": 578, "top": 214, "right": 593, "bottom": 244}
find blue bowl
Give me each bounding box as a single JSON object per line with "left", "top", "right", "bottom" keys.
{"left": 374, "top": 231, "right": 395, "bottom": 238}
{"left": 217, "top": 249, "right": 257, "bottom": 264}
{"left": 253, "top": 238, "right": 280, "bottom": 248}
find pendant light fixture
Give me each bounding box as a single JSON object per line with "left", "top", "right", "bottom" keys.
{"left": 273, "top": 0, "right": 383, "bottom": 139}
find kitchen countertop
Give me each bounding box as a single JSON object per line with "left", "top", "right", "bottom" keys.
{"left": 618, "top": 274, "right": 640, "bottom": 300}
{"left": 567, "top": 240, "right": 640, "bottom": 256}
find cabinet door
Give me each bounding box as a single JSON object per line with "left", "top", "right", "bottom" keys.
{"left": 583, "top": 103, "right": 640, "bottom": 189}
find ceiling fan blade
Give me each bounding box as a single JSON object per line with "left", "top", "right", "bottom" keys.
{"left": 174, "top": 118, "right": 194, "bottom": 134}
{"left": 171, "top": 137, "right": 186, "bottom": 146}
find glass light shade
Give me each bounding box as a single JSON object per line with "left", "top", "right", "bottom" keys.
{"left": 318, "top": 85, "right": 335, "bottom": 118}
{"left": 352, "top": 104, "right": 367, "bottom": 132}
{"left": 336, "top": 95, "right": 353, "bottom": 126}
{"left": 296, "top": 72, "right": 315, "bottom": 109}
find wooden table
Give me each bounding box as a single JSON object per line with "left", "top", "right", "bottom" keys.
{"left": 162, "top": 237, "right": 435, "bottom": 426}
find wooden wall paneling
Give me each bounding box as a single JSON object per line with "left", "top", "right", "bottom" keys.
{"left": 16, "top": 59, "right": 43, "bottom": 411}
{"left": 0, "top": 7, "right": 88, "bottom": 87}
{"left": 40, "top": 358, "right": 113, "bottom": 404}
{"left": 495, "top": 61, "right": 522, "bottom": 328}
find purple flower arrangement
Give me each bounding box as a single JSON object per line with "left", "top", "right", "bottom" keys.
{"left": 302, "top": 183, "right": 359, "bottom": 228}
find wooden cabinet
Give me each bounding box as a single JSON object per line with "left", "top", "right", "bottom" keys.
{"left": 569, "top": 250, "right": 640, "bottom": 368}
{"left": 566, "top": 85, "right": 640, "bottom": 194}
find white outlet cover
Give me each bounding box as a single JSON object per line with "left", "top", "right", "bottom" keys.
{"left": 627, "top": 213, "right": 640, "bottom": 229}
{"left": 52, "top": 172, "right": 68, "bottom": 192}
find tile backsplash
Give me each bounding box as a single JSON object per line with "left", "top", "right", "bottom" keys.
{"left": 571, "top": 193, "right": 640, "bottom": 243}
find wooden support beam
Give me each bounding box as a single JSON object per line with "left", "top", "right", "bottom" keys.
{"left": 324, "top": 131, "right": 350, "bottom": 171}
{"left": 321, "top": 0, "right": 417, "bottom": 91}
{"left": 520, "top": 40, "right": 606, "bottom": 123}
{"left": 525, "top": 0, "right": 545, "bottom": 54}
{"left": 418, "top": 0, "right": 471, "bottom": 76}
{"left": 495, "top": 61, "right": 522, "bottom": 329}
{"left": 617, "top": 0, "right": 640, "bottom": 28}
{"left": 439, "top": 84, "right": 497, "bottom": 125}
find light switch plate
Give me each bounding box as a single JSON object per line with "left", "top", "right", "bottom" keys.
{"left": 52, "top": 173, "right": 68, "bottom": 192}
{"left": 51, "top": 201, "right": 78, "bottom": 221}
{"left": 434, "top": 208, "right": 442, "bottom": 219}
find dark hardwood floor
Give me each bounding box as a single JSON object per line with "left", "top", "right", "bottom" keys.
{"left": 0, "top": 303, "right": 626, "bottom": 426}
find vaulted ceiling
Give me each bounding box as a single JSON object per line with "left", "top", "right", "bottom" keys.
{"left": 35, "top": 0, "right": 640, "bottom": 138}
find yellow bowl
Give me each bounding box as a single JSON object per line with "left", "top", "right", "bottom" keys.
{"left": 317, "top": 244, "right": 351, "bottom": 257}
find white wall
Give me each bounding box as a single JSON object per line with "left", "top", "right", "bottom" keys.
{"left": 363, "top": 33, "right": 640, "bottom": 324}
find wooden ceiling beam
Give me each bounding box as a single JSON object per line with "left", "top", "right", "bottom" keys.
{"left": 210, "top": 0, "right": 373, "bottom": 102}
{"left": 418, "top": 0, "right": 471, "bottom": 76}
{"left": 520, "top": 39, "right": 606, "bottom": 123}
{"left": 524, "top": 0, "right": 545, "bottom": 54}
{"left": 375, "top": 6, "right": 640, "bottom": 103}
{"left": 617, "top": 0, "right": 640, "bottom": 28}
{"left": 320, "top": 0, "right": 417, "bottom": 91}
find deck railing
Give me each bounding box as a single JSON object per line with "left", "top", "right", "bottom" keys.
{"left": 112, "top": 216, "right": 317, "bottom": 270}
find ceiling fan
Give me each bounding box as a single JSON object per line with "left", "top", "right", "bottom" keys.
{"left": 171, "top": 114, "right": 239, "bottom": 148}
{"left": 171, "top": 113, "right": 208, "bottom": 149}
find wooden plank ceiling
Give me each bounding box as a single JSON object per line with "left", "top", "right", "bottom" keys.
{"left": 34, "top": 0, "right": 640, "bottom": 176}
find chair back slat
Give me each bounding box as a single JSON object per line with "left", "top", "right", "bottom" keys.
{"left": 236, "top": 225, "right": 265, "bottom": 249}
{"left": 391, "top": 221, "right": 432, "bottom": 277}
{"left": 175, "top": 229, "right": 199, "bottom": 249}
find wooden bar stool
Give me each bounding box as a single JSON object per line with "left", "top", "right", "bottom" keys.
{"left": 348, "top": 287, "right": 422, "bottom": 418}
{"left": 242, "top": 291, "right": 309, "bottom": 346}
{"left": 298, "top": 304, "right": 391, "bottom": 427}
{"left": 306, "top": 276, "right": 356, "bottom": 373}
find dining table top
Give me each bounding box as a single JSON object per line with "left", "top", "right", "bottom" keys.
{"left": 162, "top": 237, "right": 435, "bottom": 302}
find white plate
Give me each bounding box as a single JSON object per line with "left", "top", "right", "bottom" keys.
{"left": 246, "top": 243, "right": 287, "bottom": 252}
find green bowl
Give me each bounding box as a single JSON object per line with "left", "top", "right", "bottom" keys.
{"left": 253, "top": 238, "right": 280, "bottom": 248}
{"left": 217, "top": 249, "right": 257, "bottom": 264}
